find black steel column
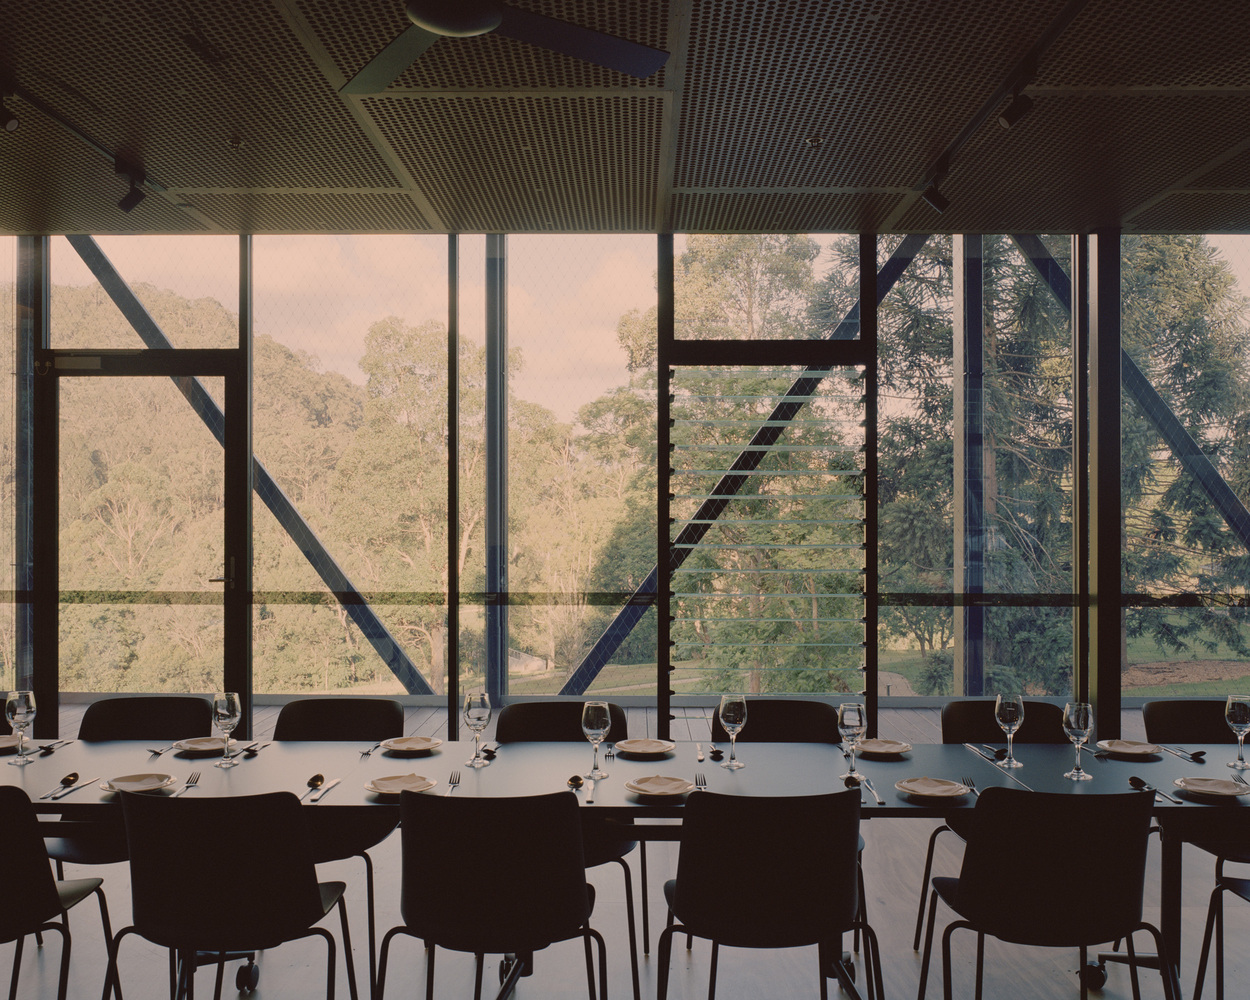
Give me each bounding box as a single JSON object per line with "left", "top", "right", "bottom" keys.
{"left": 447, "top": 235, "right": 461, "bottom": 739}
{"left": 485, "top": 235, "right": 507, "bottom": 706}
{"left": 1089, "top": 230, "right": 1121, "bottom": 737}
{"left": 17, "top": 238, "right": 53, "bottom": 733}
{"left": 657, "top": 234, "right": 673, "bottom": 741}
{"left": 1071, "top": 235, "right": 1091, "bottom": 702}
{"left": 223, "top": 235, "right": 254, "bottom": 738}
{"left": 861, "top": 234, "right": 880, "bottom": 735}
{"left": 953, "top": 235, "right": 986, "bottom": 696}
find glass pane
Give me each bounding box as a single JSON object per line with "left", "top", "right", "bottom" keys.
{"left": 1122, "top": 234, "right": 1250, "bottom": 692}
{"left": 59, "top": 377, "right": 223, "bottom": 692}
{"left": 0, "top": 237, "right": 15, "bottom": 687}
{"left": 252, "top": 235, "right": 450, "bottom": 696}
{"left": 674, "top": 234, "right": 857, "bottom": 341}
{"left": 51, "top": 236, "right": 238, "bottom": 349}
{"left": 506, "top": 235, "right": 656, "bottom": 696}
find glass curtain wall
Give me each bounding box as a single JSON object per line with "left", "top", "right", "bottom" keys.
{"left": 1121, "top": 234, "right": 1250, "bottom": 698}
{"left": 0, "top": 237, "right": 15, "bottom": 687}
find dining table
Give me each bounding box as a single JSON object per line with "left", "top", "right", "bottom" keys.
{"left": 8, "top": 734, "right": 1247, "bottom": 986}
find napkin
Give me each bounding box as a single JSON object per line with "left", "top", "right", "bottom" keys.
{"left": 383, "top": 736, "right": 440, "bottom": 753}
{"left": 858, "top": 738, "right": 910, "bottom": 754}
{"left": 176, "top": 737, "right": 228, "bottom": 752}
{"left": 108, "top": 773, "right": 171, "bottom": 793}
{"left": 370, "top": 773, "right": 432, "bottom": 794}
{"left": 1177, "top": 777, "right": 1246, "bottom": 796}
{"left": 627, "top": 775, "right": 693, "bottom": 795}
{"left": 895, "top": 776, "right": 967, "bottom": 797}
{"left": 1100, "top": 739, "right": 1159, "bottom": 754}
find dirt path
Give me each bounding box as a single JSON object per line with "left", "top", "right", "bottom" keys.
{"left": 1122, "top": 659, "right": 1250, "bottom": 687}
{"left": 879, "top": 670, "right": 916, "bottom": 696}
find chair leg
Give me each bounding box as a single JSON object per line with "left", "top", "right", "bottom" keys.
{"left": 657, "top": 924, "right": 678, "bottom": 1000}
{"left": 613, "top": 858, "right": 641, "bottom": 1000}
{"left": 374, "top": 926, "right": 406, "bottom": 1000}
{"left": 211, "top": 956, "right": 225, "bottom": 1000}
{"left": 854, "top": 851, "right": 866, "bottom": 953}
{"left": 54, "top": 926, "right": 71, "bottom": 1000}
{"left": 941, "top": 922, "right": 960, "bottom": 1000}
{"left": 588, "top": 928, "right": 609, "bottom": 1000}
{"left": 1194, "top": 885, "right": 1223, "bottom": 1000}
{"left": 357, "top": 851, "right": 377, "bottom": 1000}
{"left": 916, "top": 889, "right": 941, "bottom": 1000}
{"left": 10, "top": 933, "right": 24, "bottom": 1000}
{"left": 336, "top": 896, "right": 360, "bottom": 1000}
{"left": 1136, "top": 922, "right": 1179, "bottom": 1000}
{"left": 1079, "top": 945, "right": 1089, "bottom": 1000}
{"left": 973, "top": 932, "right": 984, "bottom": 1000}
{"left": 1125, "top": 934, "right": 1141, "bottom": 1000}
{"left": 424, "top": 946, "right": 435, "bottom": 1000}
{"left": 913, "top": 824, "right": 951, "bottom": 950}
{"left": 640, "top": 841, "right": 650, "bottom": 955}
{"left": 473, "top": 953, "right": 484, "bottom": 1000}
{"left": 706, "top": 941, "right": 719, "bottom": 1000}
{"left": 582, "top": 931, "right": 596, "bottom": 1000}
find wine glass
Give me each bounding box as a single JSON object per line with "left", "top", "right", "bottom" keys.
{"left": 994, "top": 694, "right": 1025, "bottom": 768}
{"left": 5, "top": 690, "right": 36, "bottom": 766}
{"left": 463, "top": 692, "right": 492, "bottom": 768}
{"left": 581, "top": 701, "right": 612, "bottom": 780}
{"left": 718, "top": 694, "right": 747, "bottom": 770}
{"left": 211, "top": 692, "right": 241, "bottom": 768}
{"left": 1226, "top": 695, "right": 1250, "bottom": 770}
{"left": 1062, "top": 701, "right": 1094, "bottom": 781}
{"left": 838, "top": 702, "right": 867, "bottom": 780}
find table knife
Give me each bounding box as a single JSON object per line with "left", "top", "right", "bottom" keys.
{"left": 963, "top": 743, "right": 996, "bottom": 762}
{"left": 585, "top": 779, "right": 595, "bottom": 804}
{"left": 51, "top": 777, "right": 99, "bottom": 800}
{"left": 310, "top": 778, "right": 341, "bottom": 802}
{"left": 696, "top": 743, "right": 704, "bottom": 762}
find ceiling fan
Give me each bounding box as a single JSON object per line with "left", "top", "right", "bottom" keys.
{"left": 340, "top": 0, "right": 670, "bottom": 94}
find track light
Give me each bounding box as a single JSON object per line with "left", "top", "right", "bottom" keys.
{"left": 0, "top": 101, "right": 17, "bottom": 132}
{"left": 920, "top": 184, "right": 949, "bottom": 214}
{"left": 115, "top": 157, "right": 147, "bottom": 212}
{"left": 998, "top": 91, "right": 1034, "bottom": 129}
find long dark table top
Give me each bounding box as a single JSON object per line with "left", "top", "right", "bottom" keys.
{"left": 7, "top": 737, "right": 1249, "bottom": 826}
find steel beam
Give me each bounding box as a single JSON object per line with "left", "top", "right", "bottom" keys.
{"left": 485, "top": 234, "right": 508, "bottom": 706}
{"left": 65, "top": 235, "right": 432, "bottom": 695}
{"left": 560, "top": 233, "right": 931, "bottom": 695}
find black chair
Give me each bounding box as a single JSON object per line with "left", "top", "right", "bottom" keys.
{"left": 1193, "top": 865, "right": 1250, "bottom": 999}
{"left": 495, "top": 700, "right": 643, "bottom": 1000}
{"left": 375, "top": 789, "right": 608, "bottom": 1000}
{"left": 657, "top": 789, "right": 882, "bottom": 1000}
{"left": 273, "top": 697, "right": 403, "bottom": 997}
{"left": 709, "top": 697, "right": 840, "bottom": 743}
{"left": 0, "top": 786, "right": 114, "bottom": 1000}
{"left": 106, "top": 789, "right": 358, "bottom": 1000}
{"left": 46, "top": 695, "right": 214, "bottom": 873}
{"left": 911, "top": 698, "right": 1067, "bottom": 949}
{"left": 917, "top": 787, "right": 1176, "bottom": 1000}
{"left": 1143, "top": 699, "right": 1236, "bottom": 745}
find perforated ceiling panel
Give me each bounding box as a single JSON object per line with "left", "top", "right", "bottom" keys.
{"left": 367, "top": 94, "right": 665, "bottom": 231}
{"left": 3, "top": 0, "right": 1250, "bottom": 234}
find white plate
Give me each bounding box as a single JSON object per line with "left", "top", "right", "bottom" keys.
{"left": 366, "top": 774, "right": 436, "bottom": 795}
{"left": 894, "top": 777, "right": 970, "bottom": 799}
{"left": 624, "top": 775, "right": 694, "bottom": 796}
{"left": 173, "top": 737, "right": 236, "bottom": 756}
{"left": 1096, "top": 739, "right": 1161, "bottom": 757}
{"left": 614, "top": 739, "right": 676, "bottom": 758}
{"left": 101, "top": 773, "right": 175, "bottom": 793}
{"left": 1172, "top": 777, "right": 1250, "bottom": 800}
{"left": 857, "top": 739, "right": 912, "bottom": 757}
{"left": 381, "top": 736, "right": 443, "bottom": 756}
{"left": 0, "top": 735, "right": 20, "bottom": 754}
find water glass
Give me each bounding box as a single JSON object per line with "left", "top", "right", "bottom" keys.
{"left": 995, "top": 694, "right": 1025, "bottom": 768}
{"left": 5, "top": 690, "right": 36, "bottom": 766}
{"left": 1226, "top": 695, "right": 1250, "bottom": 770}
{"left": 1062, "top": 701, "right": 1093, "bottom": 781}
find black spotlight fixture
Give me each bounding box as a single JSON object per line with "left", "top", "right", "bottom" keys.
{"left": 998, "top": 91, "right": 1034, "bottom": 129}
{"left": 0, "top": 101, "right": 17, "bottom": 132}
{"left": 921, "top": 183, "right": 949, "bottom": 214}
{"left": 115, "top": 157, "right": 147, "bottom": 212}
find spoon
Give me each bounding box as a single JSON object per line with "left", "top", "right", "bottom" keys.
{"left": 567, "top": 774, "right": 584, "bottom": 789}
{"left": 41, "top": 772, "right": 79, "bottom": 799}
{"left": 300, "top": 773, "right": 325, "bottom": 801}
{"left": 1159, "top": 744, "right": 1206, "bottom": 762}
{"left": 1129, "top": 774, "right": 1181, "bottom": 803}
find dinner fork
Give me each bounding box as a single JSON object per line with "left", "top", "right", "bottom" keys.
{"left": 360, "top": 741, "right": 383, "bottom": 757}
{"left": 962, "top": 775, "right": 980, "bottom": 797}
{"left": 694, "top": 772, "right": 707, "bottom": 792}
{"left": 1232, "top": 773, "right": 1248, "bottom": 787}
{"left": 172, "top": 772, "right": 200, "bottom": 797}
{"left": 148, "top": 744, "right": 175, "bottom": 756}
{"left": 445, "top": 770, "right": 460, "bottom": 797}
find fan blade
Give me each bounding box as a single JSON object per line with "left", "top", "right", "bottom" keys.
{"left": 340, "top": 24, "right": 440, "bottom": 94}
{"left": 495, "top": 4, "right": 669, "bottom": 79}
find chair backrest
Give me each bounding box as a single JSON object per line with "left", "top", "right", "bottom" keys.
{"left": 273, "top": 697, "right": 404, "bottom": 741}
{"left": 121, "top": 790, "right": 326, "bottom": 951}
{"left": 77, "top": 695, "right": 213, "bottom": 741}
{"left": 0, "top": 786, "right": 66, "bottom": 941}
{"left": 670, "top": 789, "right": 861, "bottom": 949}
{"left": 940, "top": 699, "right": 1068, "bottom": 744}
{"left": 398, "top": 790, "right": 591, "bottom": 954}
{"left": 1143, "top": 699, "right": 1235, "bottom": 744}
{"left": 495, "top": 701, "right": 629, "bottom": 743}
{"left": 953, "top": 787, "right": 1154, "bottom": 947}
{"left": 709, "top": 698, "right": 840, "bottom": 743}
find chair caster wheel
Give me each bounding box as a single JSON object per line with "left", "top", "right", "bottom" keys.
{"left": 1078, "top": 962, "right": 1107, "bottom": 991}
{"left": 499, "top": 955, "right": 516, "bottom": 984}
{"left": 236, "top": 961, "right": 260, "bottom": 992}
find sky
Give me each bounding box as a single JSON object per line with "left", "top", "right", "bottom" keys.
{"left": 41, "top": 232, "right": 1250, "bottom": 425}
